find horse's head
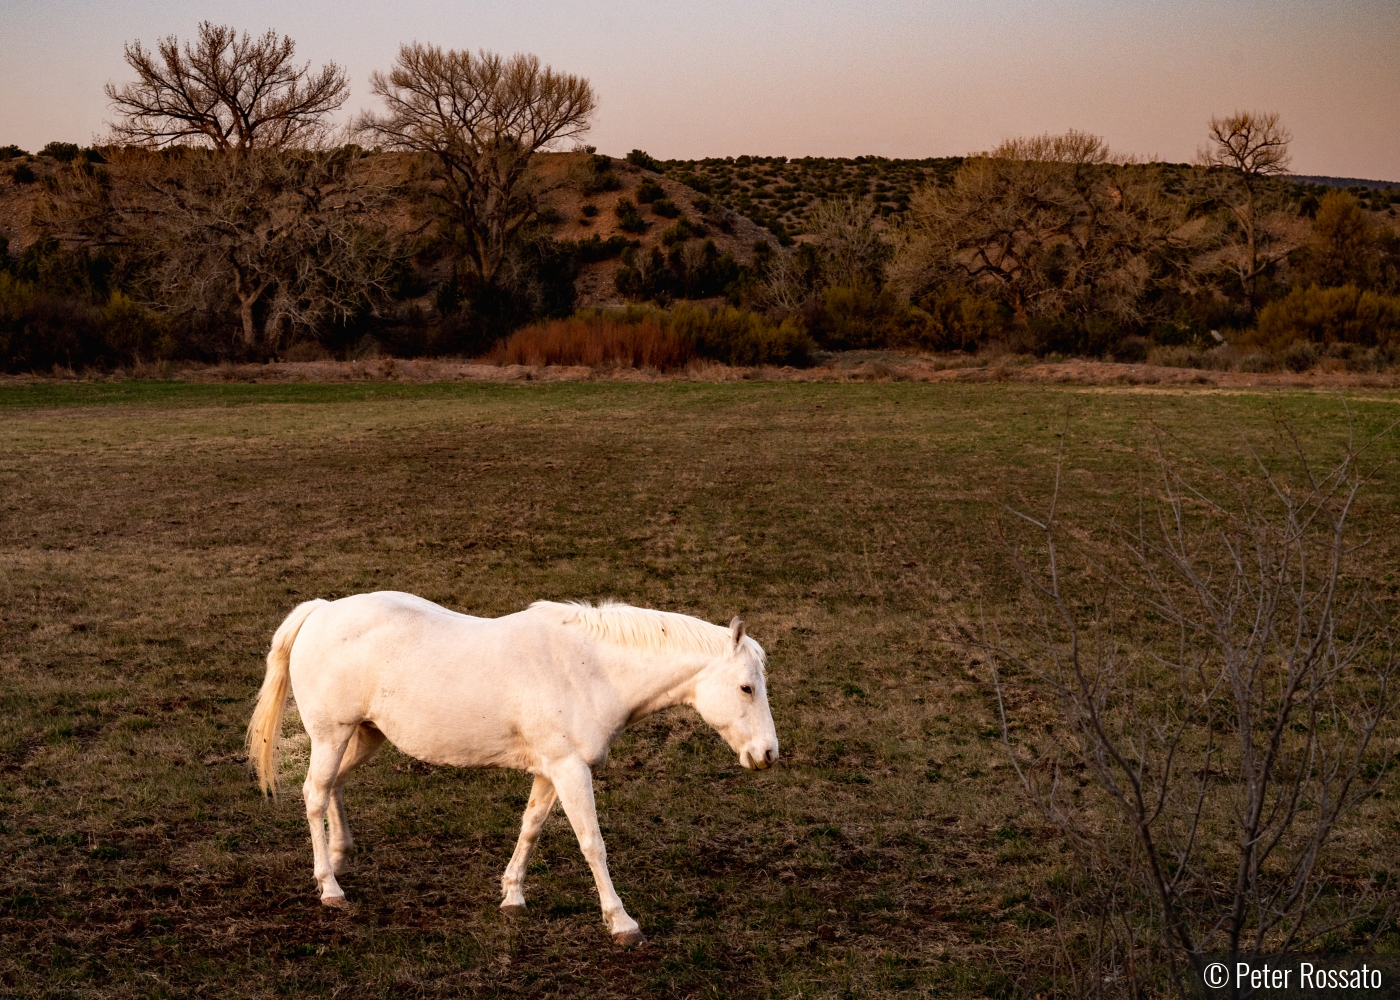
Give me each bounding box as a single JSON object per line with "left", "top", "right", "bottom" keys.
{"left": 692, "top": 618, "right": 779, "bottom": 771}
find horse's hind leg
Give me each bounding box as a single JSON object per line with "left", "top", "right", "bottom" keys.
{"left": 327, "top": 723, "right": 387, "bottom": 876}
{"left": 500, "top": 774, "right": 557, "bottom": 915}
{"left": 303, "top": 724, "right": 356, "bottom": 906}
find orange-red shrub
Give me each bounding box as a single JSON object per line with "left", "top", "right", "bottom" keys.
{"left": 486, "top": 317, "right": 696, "bottom": 370}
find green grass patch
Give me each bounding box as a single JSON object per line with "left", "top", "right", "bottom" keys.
{"left": 2, "top": 381, "right": 1398, "bottom": 996}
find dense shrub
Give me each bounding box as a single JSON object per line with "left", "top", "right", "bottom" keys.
{"left": 635, "top": 178, "right": 664, "bottom": 204}
{"left": 626, "top": 149, "right": 664, "bottom": 173}
{"left": 11, "top": 163, "right": 36, "bottom": 184}
{"left": 996, "top": 313, "right": 1126, "bottom": 357}
{"left": 666, "top": 302, "right": 814, "bottom": 367}
{"left": 614, "top": 198, "right": 648, "bottom": 233}
{"left": 914, "top": 285, "right": 1008, "bottom": 352}
{"left": 0, "top": 275, "right": 175, "bottom": 372}
{"left": 615, "top": 240, "right": 745, "bottom": 302}
{"left": 1290, "top": 193, "right": 1388, "bottom": 290}
{"left": 486, "top": 315, "right": 694, "bottom": 369}
{"left": 1246, "top": 284, "right": 1400, "bottom": 350}
{"left": 803, "top": 281, "right": 917, "bottom": 350}
{"left": 39, "top": 142, "right": 80, "bottom": 163}
{"left": 0, "top": 146, "right": 27, "bottom": 161}
{"left": 650, "top": 198, "right": 681, "bottom": 218}
{"left": 661, "top": 218, "right": 707, "bottom": 246}
{"left": 674, "top": 171, "right": 711, "bottom": 194}
{"left": 488, "top": 304, "right": 814, "bottom": 369}
{"left": 573, "top": 234, "right": 635, "bottom": 263}
{"left": 576, "top": 154, "right": 622, "bottom": 195}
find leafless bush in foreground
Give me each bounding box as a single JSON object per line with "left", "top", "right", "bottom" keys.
{"left": 986, "top": 419, "right": 1399, "bottom": 998}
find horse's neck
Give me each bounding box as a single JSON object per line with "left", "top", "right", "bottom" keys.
{"left": 606, "top": 648, "right": 709, "bottom": 723}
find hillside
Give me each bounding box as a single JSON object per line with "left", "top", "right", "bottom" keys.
{"left": 0, "top": 148, "right": 780, "bottom": 310}
{"left": 2, "top": 147, "right": 1396, "bottom": 320}
{"left": 526, "top": 151, "right": 778, "bottom": 306}
{"left": 1293, "top": 174, "right": 1399, "bottom": 191}
{"left": 652, "top": 154, "right": 964, "bottom": 242}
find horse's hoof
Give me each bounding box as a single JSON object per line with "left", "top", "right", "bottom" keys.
{"left": 321, "top": 895, "right": 350, "bottom": 910}
{"left": 611, "top": 928, "right": 644, "bottom": 947}
{"left": 500, "top": 903, "right": 527, "bottom": 917}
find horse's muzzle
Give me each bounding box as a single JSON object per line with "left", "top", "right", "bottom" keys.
{"left": 741, "top": 744, "right": 779, "bottom": 770}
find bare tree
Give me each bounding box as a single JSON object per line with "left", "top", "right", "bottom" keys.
{"left": 105, "top": 22, "right": 349, "bottom": 153}
{"left": 1198, "top": 111, "right": 1299, "bottom": 307}
{"left": 356, "top": 45, "right": 596, "bottom": 289}
{"left": 803, "top": 196, "right": 888, "bottom": 288}
{"left": 986, "top": 419, "right": 1398, "bottom": 997}
{"left": 891, "top": 132, "right": 1192, "bottom": 326}
{"left": 83, "top": 24, "right": 385, "bottom": 348}
{"left": 42, "top": 147, "right": 398, "bottom": 347}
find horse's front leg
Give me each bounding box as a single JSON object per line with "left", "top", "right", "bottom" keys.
{"left": 500, "top": 773, "right": 557, "bottom": 915}
{"left": 548, "top": 756, "right": 642, "bottom": 946}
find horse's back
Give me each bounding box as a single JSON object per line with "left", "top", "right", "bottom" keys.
{"left": 287, "top": 593, "right": 589, "bottom": 770}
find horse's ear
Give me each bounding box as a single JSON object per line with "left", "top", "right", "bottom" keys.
{"left": 729, "top": 616, "right": 746, "bottom": 650}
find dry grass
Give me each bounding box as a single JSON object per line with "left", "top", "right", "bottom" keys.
{"left": 486, "top": 316, "right": 697, "bottom": 370}
{"left": 2, "top": 381, "right": 1399, "bottom": 998}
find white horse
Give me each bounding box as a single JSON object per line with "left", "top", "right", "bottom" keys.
{"left": 246, "top": 592, "right": 778, "bottom": 945}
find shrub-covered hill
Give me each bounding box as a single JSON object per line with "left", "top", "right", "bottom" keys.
{"left": 654, "top": 154, "right": 964, "bottom": 242}
{"left": 643, "top": 153, "right": 1400, "bottom": 244}
{"left": 523, "top": 151, "right": 779, "bottom": 305}
{"left": 0, "top": 148, "right": 779, "bottom": 311}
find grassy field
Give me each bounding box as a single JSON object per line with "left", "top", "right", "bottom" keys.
{"left": 3, "top": 380, "right": 1400, "bottom": 998}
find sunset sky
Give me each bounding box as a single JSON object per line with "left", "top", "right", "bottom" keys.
{"left": 3, "top": 0, "right": 1397, "bottom": 179}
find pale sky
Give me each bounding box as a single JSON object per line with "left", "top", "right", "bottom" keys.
{"left": 2, "top": 0, "right": 1397, "bottom": 179}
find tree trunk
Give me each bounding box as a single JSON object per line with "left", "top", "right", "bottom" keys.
{"left": 238, "top": 294, "right": 259, "bottom": 347}
{"left": 1244, "top": 180, "right": 1258, "bottom": 310}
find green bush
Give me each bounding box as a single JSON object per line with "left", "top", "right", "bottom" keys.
{"left": 39, "top": 142, "right": 79, "bottom": 162}
{"left": 1010, "top": 313, "right": 1124, "bottom": 357}
{"left": 1248, "top": 284, "right": 1400, "bottom": 350}
{"left": 99, "top": 292, "right": 175, "bottom": 361}
{"left": 0, "top": 276, "right": 177, "bottom": 372}
{"left": 12, "top": 163, "right": 36, "bottom": 184}
{"left": 581, "top": 204, "right": 598, "bottom": 217}
{"left": 804, "top": 280, "right": 917, "bottom": 350}
{"left": 914, "top": 286, "right": 1008, "bottom": 352}
{"left": 577, "top": 154, "right": 622, "bottom": 195}
{"left": 635, "top": 178, "right": 664, "bottom": 204}
{"left": 665, "top": 302, "right": 815, "bottom": 366}
{"left": 626, "top": 149, "right": 664, "bottom": 173}
{"left": 651, "top": 198, "right": 681, "bottom": 219}
{"left": 661, "top": 218, "right": 707, "bottom": 246}
{"left": 0, "top": 146, "right": 27, "bottom": 161}
{"left": 574, "top": 234, "right": 635, "bottom": 263}
{"left": 675, "top": 171, "right": 711, "bottom": 194}
{"left": 615, "top": 240, "right": 745, "bottom": 303}
{"left": 614, "top": 198, "right": 648, "bottom": 234}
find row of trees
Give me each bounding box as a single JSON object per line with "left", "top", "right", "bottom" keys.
{"left": 12, "top": 23, "right": 597, "bottom": 360}
{"left": 750, "top": 113, "right": 1398, "bottom": 359}
{"left": 3, "top": 23, "right": 1398, "bottom": 369}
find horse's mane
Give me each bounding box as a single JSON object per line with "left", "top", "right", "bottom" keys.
{"left": 529, "top": 600, "right": 763, "bottom": 663}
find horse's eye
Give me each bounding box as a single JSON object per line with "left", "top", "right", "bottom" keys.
{"left": 741, "top": 685, "right": 753, "bottom": 695}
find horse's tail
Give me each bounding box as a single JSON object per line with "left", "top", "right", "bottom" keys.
{"left": 247, "top": 599, "right": 327, "bottom": 798}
